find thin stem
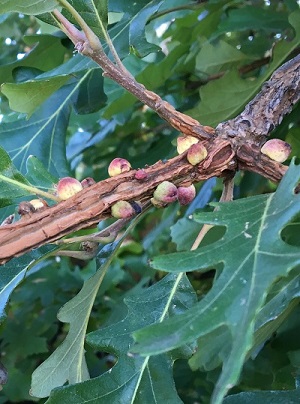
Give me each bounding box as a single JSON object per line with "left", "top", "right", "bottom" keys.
{"left": 57, "top": 0, "right": 102, "bottom": 50}
{"left": 93, "top": 14, "right": 126, "bottom": 71}
{"left": 55, "top": 1, "right": 213, "bottom": 141}
{"left": 54, "top": 203, "right": 151, "bottom": 245}
{"left": 54, "top": 234, "right": 112, "bottom": 245}
{"left": 51, "top": 9, "right": 86, "bottom": 44}
{"left": 103, "top": 30, "right": 133, "bottom": 77}
{"left": 219, "top": 177, "right": 234, "bottom": 203}
{"left": 190, "top": 177, "right": 234, "bottom": 250}
{"left": 0, "top": 174, "right": 60, "bottom": 202}
{"left": 190, "top": 223, "right": 213, "bottom": 251}
{"left": 54, "top": 217, "right": 130, "bottom": 245}
{"left": 56, "top": 0, "right": 132, "bottom": 78}
{"left": 54, "top": 241, "right": 99, "bottom": 260}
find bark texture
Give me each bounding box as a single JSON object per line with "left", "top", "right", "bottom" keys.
{"left": 0, "top": 45, "right": 299, "bottom": 264}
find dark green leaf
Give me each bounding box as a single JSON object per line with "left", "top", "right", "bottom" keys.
{"left": 26, "top": 156, "right": 58, "bottom": 188}
{"left": 0, "top": 146, "right": 32, "bottom": 206}
{"left": 188, "top": 10, "right": 300, "bottom": 126}
{"left": 0, "top": 35, "right": 67, "bottom": 85}
{"left": 45, "top": 273, "right": 196, "bottom": 403}
{"left": 38, "top": 0, "right": 108, "bottom": 40}
{"left": 0, "top": 246, "right": 55, "bottom": 323}
{"left": 224, "top": 389, "right": 300, "bottom": 403}
{"left": 133, "top": 161, "right": 300, "bottom": 404}
{"left": 196, "top": 40, "right": 252, "bottom": 75}
{"left": 217, "top": 6, "right": 292, "bottom": 34}
{"left": 63, "top": 0, "right": 108, "bottom": 39}
{"left": 73, "top": 69, "right": 107, "bottom": 114}
{"left": 0, "top": 84, "right": 74, "bottom": 176}
{"left": 109, "top": 0, "right": 164, "bottom": 58}
{"left": 1, "top": 76, "right": 70, "bottom": 117}
{"left": 0, "top": 0, "right": 58, "bottom": 15}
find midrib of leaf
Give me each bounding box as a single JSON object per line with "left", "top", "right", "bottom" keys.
{"left": 56, "top": 269, "right": 106, "bottom": 382}
{"left": 0, "top": 174, "right": 60, "bottom": 201}
{"left": 32, "top": 264, "right": 106, "bottom": 397}
{"left": 90, "top": 0, "right": 107, "bottom": 38}
{"left": 11, "top": 70, "right": 90, "bottom": 171}
{"left": 212, "top": 194, "right": 273, "bottom": 404}
{"left": 130, "top": 272, "right": 184, "bottom": 403}
{"left": 0, "top": 245, "right": 58, "bottom": 322}
{"left": 32, "top": 215, "right": 144, "bottom": 398}
{"left": 0, "top": 268, "right": 27, "bottom": 300}
{"left": 164, "top": 248, "right": 252, "bottom": 344}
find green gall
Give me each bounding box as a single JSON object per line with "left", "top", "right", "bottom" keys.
{"left": 177, "top": 135, "right": 199, "bottom": 154}
{"left": 261, "top": 139, "right": 291, "bottom": 163}
{"left": 150, "top": 197, "right": 165, "bottom": 208}
{"left": 108, "top": 158, "right": 132, "bottom": 177}
{"left": 153, "top": 181, "right": 178, "bottom": 204}
{"left": 111, "top": 200, "right": 136, "bottom": 219}
{"left": 187, "top": 143, "right": 208, "bottom": 165}
{"left": 57, "top": 177, "right": 83, "bottom": 200}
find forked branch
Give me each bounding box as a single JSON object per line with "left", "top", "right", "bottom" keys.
{"left": 0, "top": 7, "right": 299, "bottom": 264}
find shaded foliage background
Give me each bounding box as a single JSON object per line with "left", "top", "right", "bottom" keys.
{"left": 0, "top": 0, "right": 300, "bottom": 403}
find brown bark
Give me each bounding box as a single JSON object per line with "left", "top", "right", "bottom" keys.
{"left": 0, "top": 139, "right": 234, "bottom": 263}
{"left": 217, "top": 54, "right": 300, "bottom": 145}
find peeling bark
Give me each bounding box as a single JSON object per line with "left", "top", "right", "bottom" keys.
{"left": 0, "top": 140, "right": 235, "bottom": 263}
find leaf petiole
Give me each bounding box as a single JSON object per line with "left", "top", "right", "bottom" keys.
{"left": 0, "top": 174, "right": 60, "bottom": 202}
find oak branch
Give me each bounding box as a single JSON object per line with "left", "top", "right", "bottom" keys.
{"left": 0, "top": 27, "right": 299, "bottom": 264}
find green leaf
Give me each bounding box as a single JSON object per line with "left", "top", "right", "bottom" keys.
{"left": 109, "top": 0, "right": 163, "bottom": 58}
{"left": 48, "top": 0, "right": 108, "bottom": 39}
{"left": 188, "top": 9, "right": 300, "bottom": 126}
{"left": 0, "top": 35, "right": 68, "bottom": 84}
{"left": 73, "top": 69, "right": 107, "bottom": 114}
{"left": 75, "top": 0, "right": 108, "bottom": 37}
{"left": 191, "top": 69, "right": 261, "bottom": 126}
{"left": 0, "top": 146, "right": 32, "bottom": 207}
{"left": 0, "top": 247, "right": 55, "bottom": 323}
{"left": 31, "top": 216, "right": 144, "bottom": 398}
{"left": 33, "top": 53, "right": 97, "bottom": 78}
{"left": 30, "top": 265, "right": 96, "bottom": 397}
{"left": 0, "top": 49, "right": 105, "bottom": 116}
{"left": 26, "top": 156, "right": 58, "bottom": 189}
{"left": 196, "top": 40, "right": 252, "bottom": 75}
{"left": 30, "top": 243, "right": 119, "bottom": 398}
{"left": 0, "top": 0, "right": 58, "bottom": 15}
{"left": 128, "top": 0, "right": 163, "bottom": 57}
{"left": 189, "top": 271, "right": 300, "bottom": 372}
{"left": 252, "top": 271, "right": 300, "bottom": 350}
{"left": 0, "top": 83, "right": 79, "bottom": 176}
{"left": 0, "top": 256, "right": 33, "bottom": 323}
{"left": 133, "top": 161, "right": 300, "bottom": 404}
{"left": 217, "top": 6, "right": 292, "bottom": 34}
{"left": 224, "top": 389, "right": 300, "bottom": 403}
{"left": 1, "top": 76, "right": 70, "bottom": 117}
{"left": 44, "top": 273, "right": 196, "bottom": 403}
